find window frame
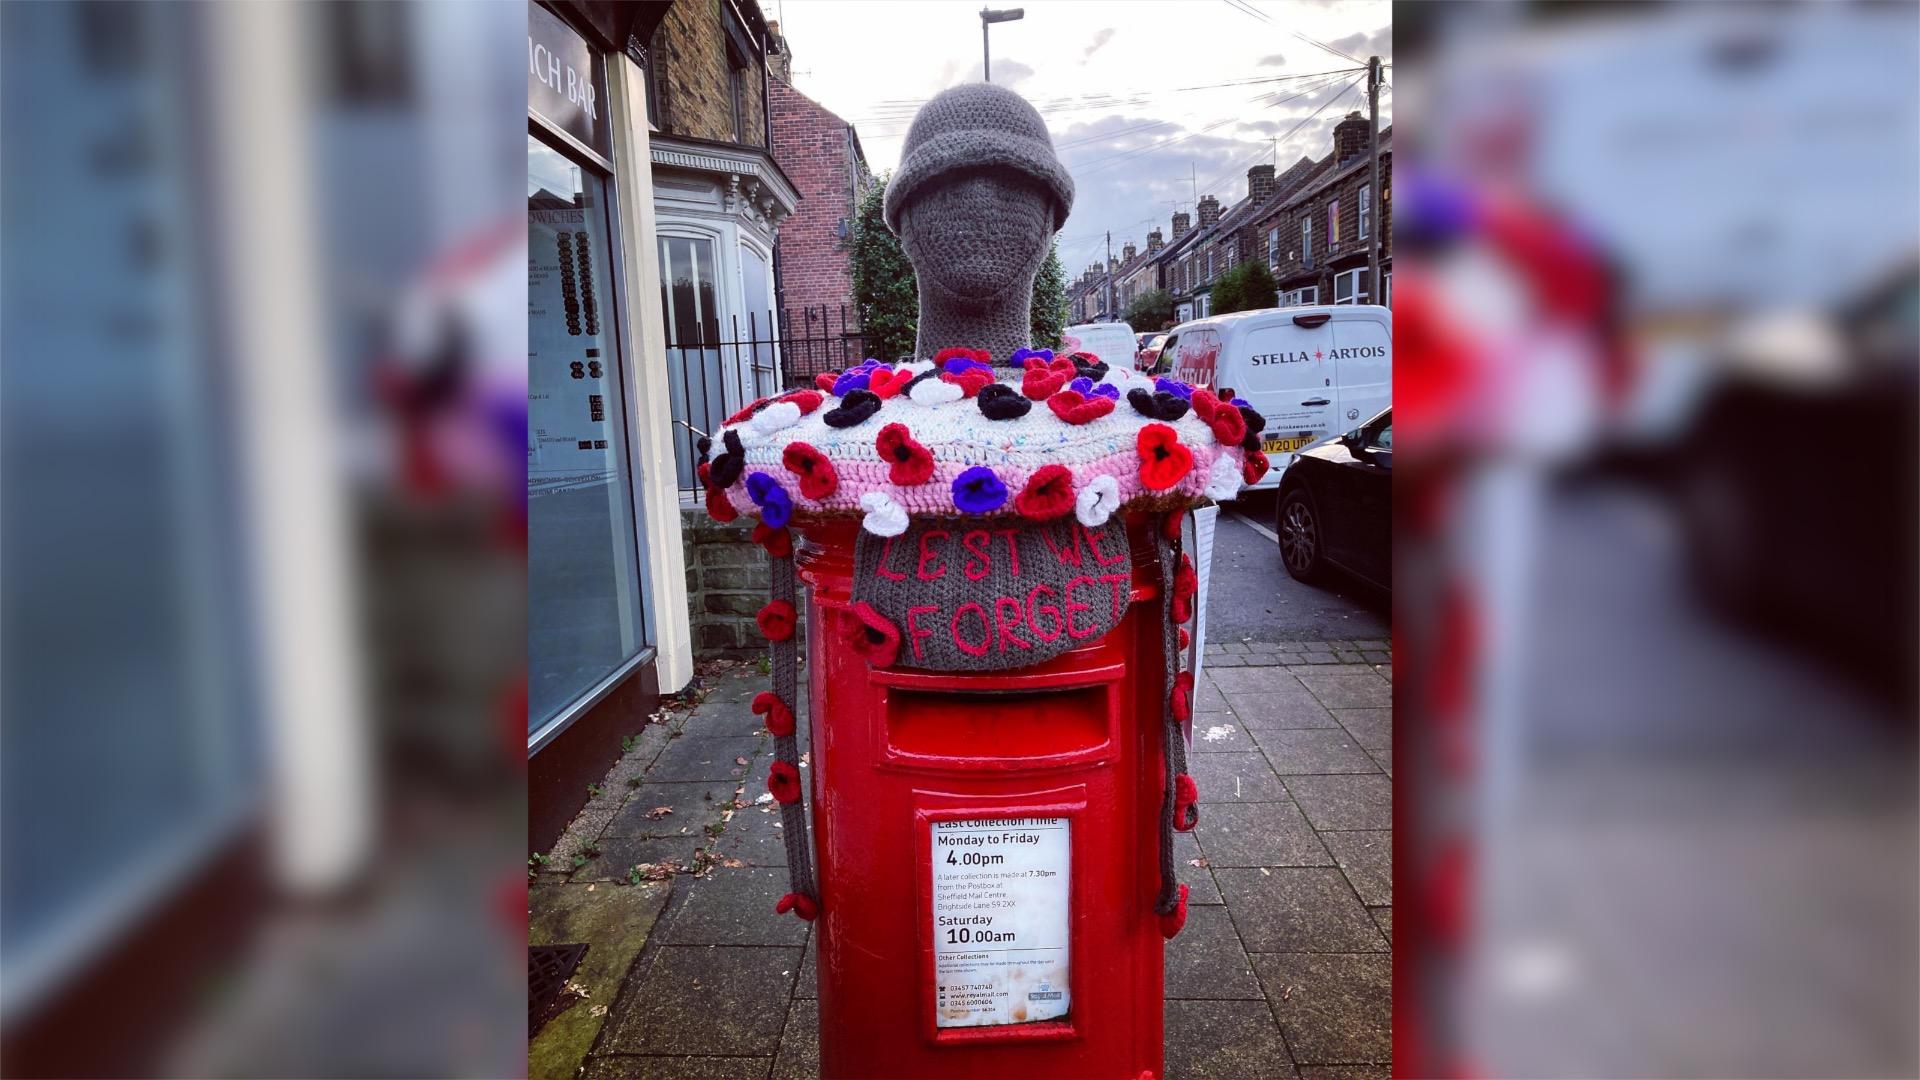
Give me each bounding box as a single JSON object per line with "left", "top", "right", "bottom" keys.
{"left": 1358, "top": 183, "right": 1371, "bottom": 241}
{"left": 1332, "top": 267, "right": 1369, "bottom": 306}
{"left": 1300, "top": 216, "right": 1312, "bottom": 268}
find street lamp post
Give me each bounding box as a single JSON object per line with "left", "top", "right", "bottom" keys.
{"left": 980, "top": 7, "right": 1024, "bottom": 82}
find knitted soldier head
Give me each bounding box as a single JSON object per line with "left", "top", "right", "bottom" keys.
{"left": 884, "top": 83, "right": 1074, "bottom": 363}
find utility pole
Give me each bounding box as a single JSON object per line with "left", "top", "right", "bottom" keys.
{"left": 1367, "top": 54, "right": 1383, "bottom": 306}
{"left": 1104, "top": 230, "right": 1115, "bottom": 319}
{"left": 1189, "top": 164, "right": 1197, "bottom": 212}
{"left": 980, "top": 8, "right": 1023, "bottom": 83}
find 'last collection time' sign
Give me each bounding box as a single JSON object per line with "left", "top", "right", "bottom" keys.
{"left": 931, "top": 818, "right": 1071, "bottom": 1028}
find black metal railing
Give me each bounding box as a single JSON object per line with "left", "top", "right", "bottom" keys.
{"left": 666, "top": 304, "right": 868, "bottom": 496}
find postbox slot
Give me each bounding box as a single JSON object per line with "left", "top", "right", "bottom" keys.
{"left": 885, "top": 686, "right": 1110, "bottom": 768}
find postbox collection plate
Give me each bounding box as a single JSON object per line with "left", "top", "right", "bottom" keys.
{"left": 930, "top": 817, "right": 1071, "bottom": 1029}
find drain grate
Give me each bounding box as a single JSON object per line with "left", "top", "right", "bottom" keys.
{"left": 528, "top": 942, "right": 590, "bottom": 1038}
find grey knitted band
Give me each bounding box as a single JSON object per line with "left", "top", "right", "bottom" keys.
{"left": 1155, "top": 517, "right": 1195, "bottom": 917}
{"left": 769, "top": 554, "right": 817, "bottom": 904}
{"left": 883, "top": 83, "right": 1074, "bottom": 234}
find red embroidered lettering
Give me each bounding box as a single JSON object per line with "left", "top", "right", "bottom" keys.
{"left": 995, "top": 529, "right": 1022, "bottom": 577}
{"left": 916, "top": 529, "right": 950, "bottom": 582}
{"left": 905, "top": 604, "right": 940, "bottom": 661}
{"left": 950, "top": 603, "right": 990, "bottom": 656}
{"left": 1099, "top": 573, "right": 1130, "bottom": 620}
{"left": 961, "top": 530, "right": 992, "bottom": 581}
{"left": 876, "top": 535, "right": 908, "bottom": 582}
{"left": 1026, "top": 584, "right": 1062, "bottom": 642}
{"left": 1083, "top": 524, "right": 1128, "bottom": 567}
{"left": 994, "top": 596, "right": 1033, "bottom": 651}
{"left": 1040, "top": 526, "right": 1084, "bottom": 568}
{"left": 1064, "top": 575, "right": 1098, "bottom": 639}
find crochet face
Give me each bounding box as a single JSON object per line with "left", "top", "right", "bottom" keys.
{"left": 899, "top": 172, "right": 1053, "bottom": 304}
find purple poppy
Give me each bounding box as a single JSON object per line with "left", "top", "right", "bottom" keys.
{"left": 746, "top": 471, "right": 794, "bottom": 528}
{"left": 1090, "top": 383, "right": 1120, "bottom": 401}
{"left": 951, "top": 465, "right": 1008, "bottom": 514}
{"left": 1009, "top": 347, "right": 1055, "bottom": 366}
{"left": 1068, "top": 376, "right": 1094, "bottom": 394}
{"left": 832, "top": 369, "right": 872, "bottom": 396}
{"left": 1155, "top": 377, "right": 1194, "bottom": 401}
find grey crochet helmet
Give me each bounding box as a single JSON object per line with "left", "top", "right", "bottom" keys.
{"left": 883, "top": 82, "right": 1074, "bottom": 235}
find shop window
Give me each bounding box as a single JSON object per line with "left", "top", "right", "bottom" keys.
{"left": 528, "top": 134, "right": 651, "bottom": 731}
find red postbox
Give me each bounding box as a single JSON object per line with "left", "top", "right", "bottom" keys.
{"left": 798, "top": 516, "right": 1170, "bottom": 1078}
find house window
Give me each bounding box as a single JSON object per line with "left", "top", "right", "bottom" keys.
{"left": 1300, "top": 217, "right": 1312, "bottom": 269}
{"left": 1282, "top": 286, "right": 1320, "bottom": 306}
{"left": 1204, "top": 249, "right": 1213, "bottom": 281}
{"left": 1358, "top": 184, "right": 1371, "bottom": 241}
{"left": 1383, "top": 271, "right": 1392, "bottom": 307}
{"left": 1328, "top": 199, "right": 1340, "bottom": 245}
{"left": 728, "top": 57, "right": 747, "bottom": 142}
{"left": 1267, "top": 225, "right": 1280, "bottom": 269}
{"left": 1333, "top": 267, "right": 1368, "bottom": 305}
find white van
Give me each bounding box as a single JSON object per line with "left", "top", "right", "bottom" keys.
{"left": 1159, "top": 305, "right": 1391, "bottom": 488}
{"left": 1061, "top": 321, "right": 1136, "bottom": 370}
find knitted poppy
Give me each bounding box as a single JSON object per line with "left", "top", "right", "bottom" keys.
{"left": 723, "top": 395, "right": 772, "bottom": 426}
{"left": 1137, "top": 424, "right": 1194, "bottom": 491}
{"left": 934, "top": 346, "right": 992, "bottom": 368}
{"left": 782, "top": 389, "right": 824, "bottom": 414}
{"left": 1047, "top": 389, "right": 1116, "bottom": 425}
{"left": 753, "top": 522, "right": 792, "bottom": 558}
{"left": 940, "top": 367, "right": 994, "bottom": 397}
{"left": 1209, "top": 406, "right": 1248, "bottom": 446}
{"left": 1173, "top": 771, "right": 1199, "bottom": 831}
{"left": 847, "top": 601, "right": 901, "bottom": 667}
{"left": 1022, "top": 366, "right": 1068, "bottom": 400}
{"left": 1089, "top": 382, "right": 1120, "bottom": 401}
{"left": 1068, "top": 376, "right": 1095, "bottom": 395}
{"left": 1179, "top": 627, "right": 1191, "bottom": 650}
{"left": 1009, "top": 347, "right": 1055, "bottom": 366}
{"left": 705, "top": 483, "right": 738, "bottom": 523}
{"left": 1172, "top": 555, "right": 1198, "bottom": 624}
{"left": 1242, "top": 451, "right": 1271, "bottom": 486}
{"left": 909, "top": 375, "right": 965, "bottom": 407}
{"left": 951, "top": 466, "right": 1009, "bottom": 514}
{"left": 751, "top": 691, "right": 796, "bottom": 736}
{"left": 768, "top": 760, "right": 801, "bottom": 804}
{"left": 708, "top": 430, "right": 747, "bottom": 488}
{"left": 875, "top": 423, "right": 935, "bottom": 485}
{"left": 1127, "top": 388, "right": 1190, "bottom": 422}
{"left": 1015, "top": 464, "right": 1076, "bottom": 521}
{"left": 757, "top": 599, "right": 798, "bottom": 641}
{"left": 1189, "top": 389, "right": 1220, "bottom": 423}
{"left": 1154, "top": 377, "right": 1194, "bottom": 401}
{"left": 976, "top": 383, "right": 1032, "bottom": 420}
{"left": 782, "top": 441, "right": 838, "bottom": 500}
{"left": 775, "top": 892, "right": 818, "bottom": 920}
{"left": 745, "top": 472, "right": 794, "bottom": 528}
{"left": 1162, "top": 511, "right": 1185, "bottom": 542}
{"left": 1171, "top": 669, "right": 1195, "bottom": 723}
{"left": 822, "top": 389, "right": 882, "bottom": 428}
{"left": 831, "top": 368, "right": 872, "bottom": 396}
{"left": 868, "top": 367, "right": 913, "bottom": 399}
{"left": 814, "top": 371, "right": 837, "bottom": 392}
{"left": 1160, "top": 883, "right": 1190, "bottom": 940}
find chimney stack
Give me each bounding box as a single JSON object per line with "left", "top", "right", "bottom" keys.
{"left": 1247, "top": 163, "right": 1276, "bottom": 205}
{"left": 766, "top": 20, "right": 793, "bottom": 82}
{"left": 1122, "top": 241, "right": 1137, "bottom": 262}
{"left": 1197, "top": 195, "right": 1222, "bottom": 229}
{"left": 1146, "top": 228, "right": 1164, "bottom": 253}
{"left": 1334, "top": 110, "right": 1368, "bottom": 164}
{"left": 1171, "top": 212, "right": 1191, "bottom": 239}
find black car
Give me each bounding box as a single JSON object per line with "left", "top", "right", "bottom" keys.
{"left": 1274, "top": 407, "right": 1392, "bottom": 590}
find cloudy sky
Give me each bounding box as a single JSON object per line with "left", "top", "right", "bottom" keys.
{"left": 773, "top": 0, "right": 1391, "bottom": 278}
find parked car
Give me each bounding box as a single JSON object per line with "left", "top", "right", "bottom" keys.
{"left": 1136, "top": 333, "right": 1168, "bottom": 369}
{"left": 1156, "top": 305, "right": 1391, "bottom": 488}
{"left": 1275, "top": 407, "right": 1392, "bottom": 591}
{"left": 1061, "top": 321, "right": 1136, "bottom": 370}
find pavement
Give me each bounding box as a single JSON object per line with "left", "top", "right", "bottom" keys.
{"left": 530, "top": 634, "right": 1392, "bottom": 1079}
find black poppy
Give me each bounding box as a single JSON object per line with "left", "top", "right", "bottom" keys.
{"left": 822, "top": 389, "right": 882, "bottom": 428}
{"left": 976, "top": 383, "right": 1032, "bottom": 420}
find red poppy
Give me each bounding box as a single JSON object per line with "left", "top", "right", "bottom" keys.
{"left": 1189, "top": 389, "right": 1220, "bottom": 423}
{"left": 846, "top": 601, "right": 901, "bottom": 667}
{"left": 1161, "top": 510, "right": 1185, "bottom": 542}
{"left": 1046, "top": 389, "right": 1116, "bottom": 425}
{"left": 1173, "top": 771, "right": 1199, "bottom": 831}
{"left": 1160, "top": 883, "right": 1190, "bottom": 940}
{"left": 875, "top": 423, "right": 935, "bottom": 485}
{"left": 768, "top": 760, "right": 801, "bottom": 804}
{"left": 1022, "top": 367, "right": 1068, "bottom": 400}
{"left": 752, "top": 691, "right": 796, "bottom": 736}
{"left": 782, "top": 389, "right": 824, "bottom": 414}
{"left": 1172, "top": 555, "right": 1198, "bottom": 624}
{"left": 782, "top": 441, "right": 839, "bottom": 500}
{"left": 1137, "top": 424, "right": 1194, "bottom": 490}
{"left": 940, "top": 367, "right": 993, "bottom": 397}
{"left": 776, "top": 891, "right": 818, "bottom": 920}
{"left": 1209, "top": 407, "right": 1247, "bottom": 446}
{"left": 706, "top": 483, "right": 738, "bottom": 523}
{"left": 1242, "top": 451, "right": 1270, "bottom": 486}
{"left": 1179, "top": 627, "right": 1191, "bottom": 650}
{"left": 868, "top": 367, "right": 913, "bottom": 399}
{"left": 753, "top": 522, "right": 792, "bottom": 558}
{"left": 814, "top": 372, "right": 838, "bottom": 392}
{"left": 1015, "top": 464, "right": 1076, "bottom": 520}
{"left": 724, "top": 396, "right": 771, "bottom": 425}
{"left": 757, "top": 599, "right": 798, "bottom": 641}
{"left": 933, "top": 346, "right": 991, "bottom": 366}
{"left": 1171, "top": 669, "right": 1195, "bottom": 723}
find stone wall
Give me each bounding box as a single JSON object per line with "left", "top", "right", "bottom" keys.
{"left": 680, "top": 507, "right": 805, "bottom": 660}
{"left": 651, "top": 0, "right": 768, "bottom": 147}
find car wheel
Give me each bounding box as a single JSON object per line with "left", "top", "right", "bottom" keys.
{"left": 1277, "top": 487, "right": 1324, "bottom": 582}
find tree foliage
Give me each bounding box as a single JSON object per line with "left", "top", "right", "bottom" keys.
{"left": 849, "top": 172, "right": 1073, "bottom": 358}
{"left": 1123, "top": 288, "right": 1175, "bottom": 332}
{"left": 1210, "top": 259, "right": 1280, "bottom": 315}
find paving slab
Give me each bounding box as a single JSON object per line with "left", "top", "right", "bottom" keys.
{"left": 1321, "top": 832, "right": 1391, "bottom": 907}
{"left": 1164, "top": 999, "right": 1299, "bottom": 1079}
{"left": 1293, "top": 674, "right": 1391, "bottom": 710}
{"left": 1298, "top": 1065, "right": 1390, "bottom": 1080}
{"left": 1216, "top": 869, "right": 1387, "bottom": 954}
{"left": 1283, "top": 775, "right": 1392, "bottom": 832}
{"left": 1254, "top": 952, "right": 1391, "bottom": 1065}
{"left": 1207, "top": 667, "right": 1311, "bottom": 695}
{"left": 576, "top": 835, "right": 708, "bottom": 881}
{"left": 1365, "top": 747, "right": 1392, "bottom": 776}
{"left": 1254, "top": 729, "right": 1380, "bottom": 775}
{"left": 716, "top": 803, "right": 802, "bottom": 867}
{"left": 598, "top": 945, "right": 802, "bottom": 1056}
{"left": 769, "top": 998, "right": 819, "bottom": 1080}
{"left": 1189, "top": 718, "right": 1261, "bottom": 753}
{"left": 795, "top": 932, "right": 818, "bottom": 998}
{"left": 1173, "top": 831, "right": 1224, "bottom": 905}
{"left": 1368, "top": 907, "right": 1391, "bottom": 943}
{"left": 1188, "top": 751, "right": 1290, "bottom": 803}
{"left": 605, "top": 780, "right": 741, "bottom": 837}
{"left": 582, "top": 1056, "right": 771, "bottom": 1080}
{"left": 661, "top": 866, "right": 811, "bottom": 947}
{"left": 529, "top": 882, "right": 671, "bottom": 1080}
{"left": 1195, "top": 801, "right": 1332, "bottom": 868}
{"left": 1165, "top": 905, "right": 1264, "bottom": 1000}
{"left": 690, "top": 701, "right": 777, "bottom": 739}
{"left": 1227, "top": 691, "right": 1340, "bottom": 730}
{"left": 1329, "top": 709, "right": 1390, "bottom": 751}
{"left": 648, "top": 736, "right": 767, "bottom": 783}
